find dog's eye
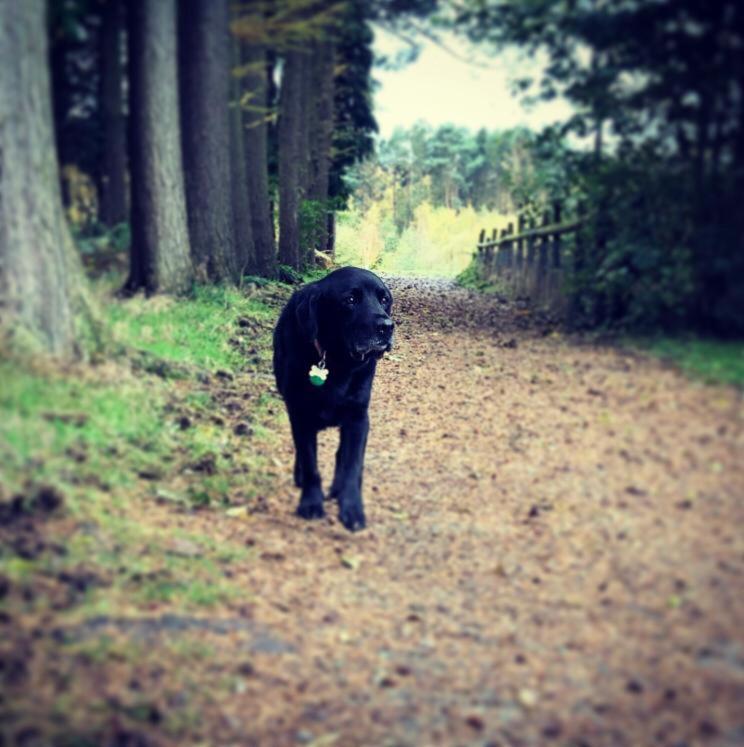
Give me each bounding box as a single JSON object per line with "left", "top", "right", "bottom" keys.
{"left": 345, "top": 292, "right": 358, "bottom": 305}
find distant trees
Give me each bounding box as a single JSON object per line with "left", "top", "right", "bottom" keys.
{"left": 453, "top": 0, "right": 744, "bottom": 333}
{"left": 363, "top": 123, "right": 567, "bottom": 231}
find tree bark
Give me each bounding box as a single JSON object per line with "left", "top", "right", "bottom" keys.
{"left": 278, "top": 49, "right": 304, "bottom": 270}
{"left": 126, "top": 0, "right": 193, "bottom": 294}
{"left": 307, "top": 40, "right": 335, "bottom": 255}
{"left": 179, "top": 0, "right": 238, "bottom": 282}
{"left": 229, "top": 32, "right": 255, "bottom": 276}
{"left": 243, "top": 42, "right": 275, "bottom": 277}
{"left": 0, "top": 0, "right": 93, "bottom": 355}
{"left": 98, "top": 0, "right": 128, "bottom": 226}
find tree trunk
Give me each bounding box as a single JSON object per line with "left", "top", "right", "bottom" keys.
{"left": 229, "top": 32, "right": 255, "bottom": 277}
{"left": 266, "top": 49, "right": 279, "bottom": 248}
{"left": 98, "top": 0, "right": 128, "bottom": 226}
{"left": 243, "top": 42, "right": 275, "bottom": 277}
{"left": 278, "top": 49, "right": 304, "bottom": 269}
{"left": 0, "top": 0, "right": 94, "bottom": 355}
{"left": 179, "top": 0, "right": 238, "bottom": 282}
{"left": 126, "top": 0, "right": 193, "bottom": 294}
{"left": 307, "top": 40, "right": 335, "bottom": 256}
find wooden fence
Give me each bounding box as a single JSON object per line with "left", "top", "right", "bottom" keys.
{"left": 475, "top": 202, "right": 583, "bottom": 310}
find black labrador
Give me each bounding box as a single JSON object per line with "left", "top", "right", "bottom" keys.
{"left": 273, "top": 267, "right": 394, "bottom": 531}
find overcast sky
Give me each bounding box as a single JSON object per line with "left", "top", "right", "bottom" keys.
{"left": 371, "top": 27, "right": 574, "bottom": 139}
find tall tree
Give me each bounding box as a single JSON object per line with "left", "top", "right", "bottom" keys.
{"left": 179, "top": 0, "right": 238, "bottom": 282}
{"left": 306, "top": 38, "right": 335, "bottom": 255}
{"left": 125, "top": 0, "right": 193, "bottom": 294}
{"left": 98, "top": 0, "right": 128, "bottom": 226}
{"left": 229, "top": 33, "right": 256, "bottom": 276}
{"left": 328, "top": 4, "right": 377, "bottom": 214}
{"left": 0, "top": 0, "right": 94, "bottom": 354}
{"left": 277, "top": 48, "right": 305, "bottom": 269}
{"left": 242, "top": 41, "right": 276, "bottom": 276}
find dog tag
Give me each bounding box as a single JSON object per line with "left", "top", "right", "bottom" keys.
{"left": 309, "top": 357, "right": 328, "bottom": 387}
{"left": 309, "top": 364, "right": 328, "bottom": 386}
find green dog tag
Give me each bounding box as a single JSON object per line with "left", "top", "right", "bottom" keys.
{"left": 309, "top": 363, "right": 328, "bottom": 386}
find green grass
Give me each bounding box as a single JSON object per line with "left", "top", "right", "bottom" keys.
{"left": 455, "top": 259, "right": 509, "bottom": 295}
{"left": 107, "top": 284, "right": 274, "bottom": 372}
{"left": 632, "top": 337, "right": 744, "bottom": 387}
{"left": 0, "top": 359, "right": 170, "bottom": 494}
{"left": 1, "top": 278, "right": 286, "bottom": 621}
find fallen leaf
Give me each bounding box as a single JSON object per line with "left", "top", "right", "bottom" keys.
{"left": 341, "top": 555, "right": 361, "bottom": 570}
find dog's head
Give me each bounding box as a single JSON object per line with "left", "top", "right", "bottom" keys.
{"left": 296, "top": 267, "right": 394, "bottom": 362}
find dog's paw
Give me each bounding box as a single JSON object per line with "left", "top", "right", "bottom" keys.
{"left": 296, "top": 489, "right": 325, "bottom": 520}
{"left": 338, "top": 500, "right": 366, "bottom": 532}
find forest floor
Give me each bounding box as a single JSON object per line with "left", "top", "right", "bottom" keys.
{"left": 1, "top": 277, "right": 743, "bottom": 747}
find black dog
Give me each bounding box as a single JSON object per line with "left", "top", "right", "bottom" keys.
{"left": 273, "top": 267, "right": 394, "bottom": 531}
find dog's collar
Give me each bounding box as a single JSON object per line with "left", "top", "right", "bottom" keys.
{"left": 313, "top": 339, "right": 325, "bottom": 359}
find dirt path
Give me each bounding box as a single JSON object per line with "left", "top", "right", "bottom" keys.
{"left": 5, "top": 279, "right": 743, "bottom": 747}
{"left": 183, "top": 278, "right": 742, "bottom": 746}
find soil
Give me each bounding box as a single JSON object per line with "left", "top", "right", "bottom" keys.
{"left": 2, "top": 278, "right": 743, "bottom": 747}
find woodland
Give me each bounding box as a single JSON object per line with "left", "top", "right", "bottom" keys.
{"left": 0, "top": 1, "right": 743, "bottom": 745}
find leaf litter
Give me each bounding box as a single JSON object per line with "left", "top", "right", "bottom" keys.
{"left": 1, "top": 277, "right": 743, "bottom": 746}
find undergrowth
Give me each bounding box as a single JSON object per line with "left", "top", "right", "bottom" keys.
{"left": 455, "top": 258, "right": 509, "bottom": 295}
{"left": 0, "top": 279, "right": 288, "bottom": 624}
{"left": 631, "top": 337, "right": 744, "bottom": 388}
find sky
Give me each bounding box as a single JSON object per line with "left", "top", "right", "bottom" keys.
{"left": 371, "top": 26, "right": 574, "bottom": 139}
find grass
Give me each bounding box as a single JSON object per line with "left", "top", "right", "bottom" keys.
{"left": 631, "top": 337, "right": 744, "bottom": 388}
{"left": 107, "top": 284, "right": 275, "bottom": 372}
{"left": 455, "top": 258, "right": 509, "bottom": 295}
{"left": 0, "top": 277, "right": 288, "bottom": 626}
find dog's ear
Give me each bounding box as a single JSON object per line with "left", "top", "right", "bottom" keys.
{"left": 295, "top": 286, "right": 320, "bottom": 343}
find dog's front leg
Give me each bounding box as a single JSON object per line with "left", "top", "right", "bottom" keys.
{"left": 334, "top": 414, "right": 369, "bottom": 531}
{"left": 290, "top": 417, "right": 325, "bottom": 520}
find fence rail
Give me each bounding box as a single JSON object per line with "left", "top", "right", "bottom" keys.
{"left": 475, "top": 202, "right": 584, "bottom": 309}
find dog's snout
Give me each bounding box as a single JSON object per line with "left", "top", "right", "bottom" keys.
{"left": 376, "top": 317, "right": 394, "bottom": 336}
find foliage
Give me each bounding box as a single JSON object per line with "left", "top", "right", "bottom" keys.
{"left": 630, "top": 337, "right": 744, "bottom": 388}
{"left": 451, "top": 0, "right": 744, "bottom": 335}
{"left": 339, "top": 123, "right": 552, "bottom": 276}
{"left": 299, "top": 198, "right": 332, "bottom": 258}
{"left": 337, "top": 197, "right": 514, "bottom": 277}
{"left": 347, "top": 123, "right": 569, "bottom": 232}
{"left": 455, "top": 259, "right": 508, "bottom": 295}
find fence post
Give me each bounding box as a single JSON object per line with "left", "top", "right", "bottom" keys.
{"left": 516, "top": 215, "right": 525, "bottom": 269}
{"left": 487, "top": 227, "right": 497, "bottom": 273}
{"left": 552, "top": 202, "right": 562, "bottom": 269}
{"left": 504, "top": 222, "right": 514, "bottom": 270}
{"left": 537, "top": 211, "right": 551, "bottom": 303}
{"left": 493, "top": 228, "right": 503, "bottom": 272}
